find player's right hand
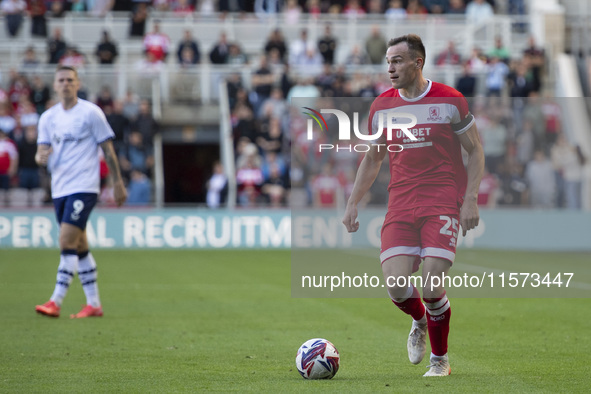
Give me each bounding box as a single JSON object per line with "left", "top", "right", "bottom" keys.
{"left": 35, "top": 147, "right": 52, "bottom": 166}
{"left": 342, "top": 204, "right": 360, "bottom": 233}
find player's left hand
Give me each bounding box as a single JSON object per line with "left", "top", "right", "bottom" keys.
{"left": 113, "top": 181, "right": 128, "bottom": 207}
{"left": 459, "top": 197, "right": 479, "bottom": 236}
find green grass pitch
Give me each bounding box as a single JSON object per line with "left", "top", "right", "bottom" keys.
{"left": 0, "top": 249, "right": 589, "bottom": 392}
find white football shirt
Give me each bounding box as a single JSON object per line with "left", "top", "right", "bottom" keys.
{"left": 37, "top": 99, "right": 115, "bottom": 198}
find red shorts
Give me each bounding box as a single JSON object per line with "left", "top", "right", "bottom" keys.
{"left": 380, "top": 207, "right": 460, "bottom": 269}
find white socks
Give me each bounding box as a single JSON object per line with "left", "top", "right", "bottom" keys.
{"left": 50, "top": 251, "right": 78, "bottom": 306}
{"left": 78, "top": 252, "right": 101, "bottom": 308}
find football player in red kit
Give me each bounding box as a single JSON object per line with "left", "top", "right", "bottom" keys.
{"left": 343, "top": 34, "right": 484, "bottom": 376}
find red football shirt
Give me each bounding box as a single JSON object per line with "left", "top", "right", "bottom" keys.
{"left": 368, "top": 80, "right": 475, "bottom": 213}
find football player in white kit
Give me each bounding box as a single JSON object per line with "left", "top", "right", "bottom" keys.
{"left": 35, "top": 66, "right": 127, "bottom": 318}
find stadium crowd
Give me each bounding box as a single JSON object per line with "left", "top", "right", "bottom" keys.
{"left": 0, "top": 0, "right": 585, "bottom": 210}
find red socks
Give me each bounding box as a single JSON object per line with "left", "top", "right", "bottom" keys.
{"left": 391, "top": 284, "right": 425, "bottom": 321}
{"left": 424, "top": 292, "right": 451, "bottom": 357}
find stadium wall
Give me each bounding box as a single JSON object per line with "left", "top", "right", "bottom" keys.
{"left": 0, "top": 209, "right": 589, "bottom": 251}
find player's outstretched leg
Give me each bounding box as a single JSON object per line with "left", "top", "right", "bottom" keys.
{"left": 391, "top": 284, "right": 427, "bottom": 364}
{"left": 35, "top": 249, "right": 79, "bottom": 317}
{"left": 71, "top": 251, "right": 103, "bottom": 319}
{"left": 423, "top": 291, "right": 451, "bottom": 376}
{"left": 383, "top": 255, "right": 426, "bottom": 364}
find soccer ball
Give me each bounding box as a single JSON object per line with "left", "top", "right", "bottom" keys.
{"left": 295, "top": 338, "right": 340, "bottom": 379}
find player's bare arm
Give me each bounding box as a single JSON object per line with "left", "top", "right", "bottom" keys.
{"left": 100, "top": 140, "right": 128, "bottom": 207}
{"left": 35, "top": 144, "right": 52, "bottom": 166}
{"left": 457, "top": 123, "right": 485, "bottom": 236}
{"left": 342, "top": 135, "right": 388, "bottom": 233}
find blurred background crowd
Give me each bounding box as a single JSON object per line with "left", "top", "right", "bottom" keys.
{"left": 0, "top": 0, "right": 587, "bottom": 210}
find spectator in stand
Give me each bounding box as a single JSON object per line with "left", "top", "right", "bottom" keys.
{"left": 406, "top": 0, "right": 428, "bottom": 16}
{"left": 236, "top": 147, "right": 264, "bottom": 207}
{"left": 172, "top": 0, "right": 194, "bottom": 15}
{"left": 95, "top": 85, "right": 114, "bottom": 111}
{"left": 283, "top": 0, "right": 302, "bottom": 24}
{"left": 456, "top": 62, "right": 477, "bottom": 97}
{"left": 294, "top": 48, "right": 323, "bottom": 73}
{"left": 485, "top": 56, "right": 509, "bottom": 96}
{"left": 206, "top": 161, "right": 227, "bottom": 208}
{"left": 0, "top": 128, "right": 18, "bottom": 205}
{"left": 477, "top": 166, "right": 500, "bottom": 208}
{"left": 264, "top": 28, "right": 288, "bottom": 63}
{"left": 132, "top": 99, "right": 158, "bottom": 148}
{"left": 466, "top": 0, "right": 494, "bottom": 24}
{"left": 436, "top": 41, "right": 461, "bottom": 66}
{"left": 0, "top": 104, "right": 17, "bottom": 141}
{"left": 365, "top": 26, "right": 387, "bottom": 65}
{"left": 385, "top": 0, "right": 406, "bottom": 20}
{"left": 343, "top": 0, "right": 365, "bottom": 19}
{"left": 129, "top": 3, "right": 148, "bottom": 38}
{"left": 447, "top": 0, "right": 466, "bottom": 14}
{"left": 29, "top": 75, "right": 51, "bottom": 115}
{"left": 177, "top": 30, "right": 200, "bottom": 65}
{"left": 143, "top": 21, "right": 171, "bottom": 63}
{"left": 89, "top": 0, "right": 115, "bottom": 16}
{"left": 318, "top": 24, "right": 337, "bottom": 65}
{"left": 467, "top": 47, "right": 487, "bottom": 72}
{"left": 257, "top": 117, "right": 283, "bottom": 156}
{"left": 498, "top": 159, "right": 527, "bottom": 206}
{"left": 22, "top": 46, "right": 41, "bottom": 69}
{"left": 152, "top": 0, "right": 171, "bottom": 12}
{"left": 48, "top": 0, "right": 66, "bottom": 17}
{"left": 28, "top": 0, "right": 48, "bottom": 37}
{"left": 59, "top": 47, "right": 86, "bottom": 69}
{"left": 119, "top": 130, "right": 154, "bottom": 179}
{"left": 122, "top": 88, "right": 140, "bottom": 122}
{"left": 541, "top": 95, "right": 561, "bottom": 146}
{"left": 254, "top": 0, "right": 279, "bottom": 19}
{"left": 487, "top": 36, "right": 511, "bottom": 64}
{"left": 231, "top": 90, "right": 256, "bottom": 142}
{"left": 311, "top": 163, "right": 340, "bottom": 208}
{"left": 480, "top": 115, "right": 507, "bottom": 174}
{"left": 289, "top": 29, "right": 311, "bottom": 66}
{"left": 251, "top": 55, "right": 275, "bottom": 114}
{"left": 69, "top": 0, "right": 87, "bottom": 13}
{"left": 306, "top": 0, "right": 321, "bottom": 16}
{"left": 516, "top": 119, "right": 535, "bottom": 165}
{"left": 551, "top": 134, "right": 585, "bottom": 210}
{"left": 525, "top": 150, "right": 555, "bottom": 208}
{"left": 287, "top": 77, "right": 320, "bottom": 102}
{"left": 345, "top": 45, "right": 370, "bottom": 65}
{"left": 17, "top": 125, "right": 40, "bottom": 205}
{"left": 8, "top": 73, "right": 30, "bottom": 113}
{"left": 209, "top": 32, "right": 230, "bottom": 64}
{"left": 227, "top": 44, "right": 248, "bottom": 65}
{"left": 47, "top": 27, "right": 67, "bottom": 64}
{"left": 126, "top": 169, "right": 152, "bottom": 205}
{"left": 104, "top": 101, "right": 129, "bottom": 155}
{"left": 95, "top": 30, "right": 119, "bottom": 65}
{"left": 15, "top": 98, "right": 39, "bottom": 137}
{"left": 261, "top": 163, "right": 287, "bottom": 207}
{"left": 1, "top": 0, "right": 26, "bottom": 37}
{"left": 366, "top": 0, "right": 383, "bottom": 14}
{"left": 523, "top": 36, "right": 545, "bottom": 92}
{"left": 508, "top": 60, "right": 534, "bottom": 98}
{"left": 423, "top": 0, "right": 448, "bottom": 13}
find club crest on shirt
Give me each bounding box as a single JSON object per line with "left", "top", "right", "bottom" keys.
{"left": 427, "top": 106, "right": 442, "bottom": 122}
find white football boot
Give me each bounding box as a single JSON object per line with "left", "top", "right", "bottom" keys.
{"left": 423, "top": 354, "right": 451, "bottom": 377}
{"left": 407, "top": 319, "right": 427, "bottom": 364}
